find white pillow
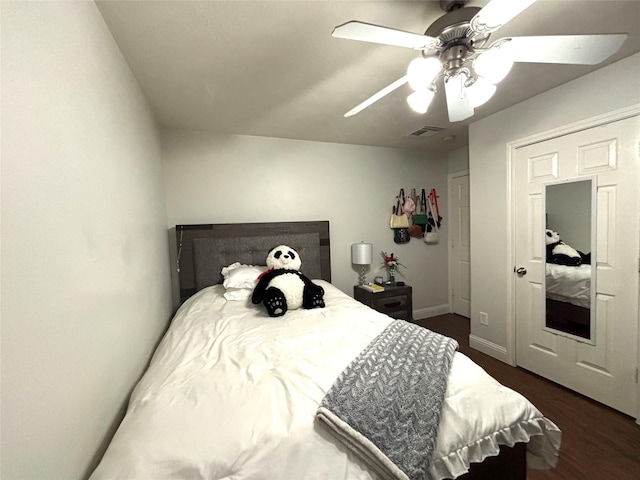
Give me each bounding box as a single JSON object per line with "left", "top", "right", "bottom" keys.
{"left": 221, "top": 264, "right": 267, "bottom": 290}
{"left": 223, "top": 287, "right": 252, "bottom": 301}
{"left": 220, "top": 261, "right": 242, "bottom": 278}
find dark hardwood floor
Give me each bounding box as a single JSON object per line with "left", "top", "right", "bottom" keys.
{"left": 415, "top": 314, "right": 640, "bottom": 480}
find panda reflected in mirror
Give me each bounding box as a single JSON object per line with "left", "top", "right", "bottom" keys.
{"left": 251, "top": 245, "right": 325, "bottom": 317}
{"left": 545, "top": 229, "right": 590, "bottom": 266}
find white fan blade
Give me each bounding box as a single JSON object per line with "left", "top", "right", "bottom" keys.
{"left": 471, "top": 0, "right": 537, "bottom": 35}
{"left": 502, "top": 34, "right": 628, "bottom": 65}
{"left": 332, "top": 21, "right": 437, "bottom": 50}
{"left": 344, "top": 76, "right": 408, "bottom": 117}
{"left": 445, "top": 76, "right": 474, "bottom": 122}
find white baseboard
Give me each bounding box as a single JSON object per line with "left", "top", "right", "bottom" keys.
{"left": 469, "top": 334, "right": 510, "bottom": 364}
{"left": 414, "top": 304, "right": 450, "bottom": 320}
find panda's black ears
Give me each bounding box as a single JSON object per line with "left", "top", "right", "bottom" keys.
{"left": 274, "top": 249, "right": 297, "bottom": 260}
{"left": 267, "top": 245, "right": 298, "bottom": 256}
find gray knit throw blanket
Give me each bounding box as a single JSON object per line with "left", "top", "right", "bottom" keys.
{"left": 316, "top": 320, "right": 458, "bottom": 480}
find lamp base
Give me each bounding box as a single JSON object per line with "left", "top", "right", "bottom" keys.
{"left": 358, "top": 267, "right": 367, "bottom": 286}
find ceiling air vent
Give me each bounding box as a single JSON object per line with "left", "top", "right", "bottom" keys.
{"left": 405, "top": 126, "right": 445, "bottom": 138}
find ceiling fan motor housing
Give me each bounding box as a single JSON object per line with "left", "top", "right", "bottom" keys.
{"left": 439, "top": 0, "right": 468, "bottom": 13}
{"left": 424, "top": 6, "right": 488, "bottom": 77}
{"left": 442, "top": 44, "right": 469, "bottom": 75}
{"left": 425, "top": 6, "right": 482, "bottom": 42}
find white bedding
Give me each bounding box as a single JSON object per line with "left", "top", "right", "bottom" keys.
{"left": 90, "top": 281, "right": 560, "bottom": 480}
{"left": 546, "top": 263, "right": 591, "bottom": 308}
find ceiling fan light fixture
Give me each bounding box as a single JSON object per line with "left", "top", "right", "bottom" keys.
{"left": 446, "top": 71, "right": 468, "bottom": 98}
{"left": 334, "top": 0, "right": 627, "bottom": 122}
{"left": 407, "top": 89, "right": 435, "bottom": 114}
{"left": 407, "top": 56, "right": 441, "bottom": 91}
{"left": 474, "top": 47, "right": 514, "bottom": 84}
{"left": 465, "top": 77, "right": 496, "bottom": 108}
{"left": 444, "top": 72, "right": 474, "bottom": 122}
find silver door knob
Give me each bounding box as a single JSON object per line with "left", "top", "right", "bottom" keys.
{"left": 516, "top": 267, "right": 527, "bottom": 276}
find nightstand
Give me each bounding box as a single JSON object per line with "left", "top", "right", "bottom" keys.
{"left": 354, "top": 284, "right": 413, "bottom": 322}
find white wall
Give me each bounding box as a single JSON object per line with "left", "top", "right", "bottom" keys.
{"left": 468, "top": 53, "right": 640, "bottom": 356}
{"left": 447, "top": 146, "right": 469, "bottom": 174}
{"left": 1, "top": 2, "right": 172, "bottom": 479}
{"left": 546, "top": 180, "right": 592, "bottom": 253}
{"left": 162, "top": 128, "right": 449, "bottom": 316}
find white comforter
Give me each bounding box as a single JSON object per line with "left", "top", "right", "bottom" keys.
{"left": 91, "top": 281, "right": 560, "bottom": 480}
{"left": 546, "top": 263, "right": 591, "bottom": 308}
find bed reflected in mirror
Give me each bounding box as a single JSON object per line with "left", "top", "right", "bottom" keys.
{"left": 543, "top": 178, "right": 596, "bottom": 343}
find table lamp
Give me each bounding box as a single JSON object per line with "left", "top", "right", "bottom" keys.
{"left": 351, "top": 242, "right": 373, "bottom": 286}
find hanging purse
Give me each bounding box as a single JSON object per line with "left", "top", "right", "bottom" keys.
{"left": 389, "top": 190, "right": 410, "bottom": 229}
{"left": 413, "top": 188, "right": 429, "bottom": 226}
{"left": 407, "top": 188, "right": 423, "bottom": 238}
{"left": 408, "top": 224, "right": 423, "bottom": 239}
{"left": 424, "top": 194, "right": 440, "bottom": 244}
{"left": 394, "top": 226, "right": 411, "bottom": 244}
{"left": 390, "top": 204, "right": 410, "bottom": 229}
{"left": 429, "top": 188, "right": 441, "bottom": 221}
{"left": 404, "top": 188, "right": 416, "bottom": 216}
{"left": 391, "top": 190, "right": 410, "bottom": 244}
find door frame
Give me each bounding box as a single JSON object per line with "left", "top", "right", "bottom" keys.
{"left": 506, "top": 103, "right": 640, "bottom": 421}
{"left": 448, "top": 170, "right": 470, "bottom": 316}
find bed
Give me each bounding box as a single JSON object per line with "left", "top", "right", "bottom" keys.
{"left": 90, "top": 221, "right": 560, "bottom": 480}
{"left": 545, "top": 263, "right": 591, "bottom": 309}
{"left": 545, "top": 263, "right": 591, "bottom": 338}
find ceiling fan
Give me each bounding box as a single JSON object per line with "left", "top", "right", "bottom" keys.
{"left": 332, "top": 0, "right": 627, "bottom": 122}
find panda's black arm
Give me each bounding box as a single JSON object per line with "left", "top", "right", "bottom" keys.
{"left": 251, "top": 273, "right": 271, "bottom": 304}
{"left": 251, "top": 276, "right": 267, "bottom": 305}
{"left": 251, "top": 269, "right": 289, "bottom": 304}
{"left": 296, "top": 271, "right": 318, "bottom": 288}
{"left": 297, "top": 273, "right": 325, "bottom": 299}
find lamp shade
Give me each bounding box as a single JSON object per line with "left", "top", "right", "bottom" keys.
{"left": 351, "top": 242, "right": 373, "bottom": 265}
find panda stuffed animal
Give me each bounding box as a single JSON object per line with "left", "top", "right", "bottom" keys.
{"left": 545, "top": 229, "right": 583, "bottom": 266}
{"left": 251, "top": 245, "right": 325, "bottom": 317}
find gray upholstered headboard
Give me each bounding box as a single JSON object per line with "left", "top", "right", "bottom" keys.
{"left": 176, "top": 221, "right": 331, "bottom": 303}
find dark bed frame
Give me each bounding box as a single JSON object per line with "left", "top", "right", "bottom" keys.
{"left": 173, "top": 220, "right": 526, "bottom": 480}
{"left": 460, "top": 442, "right": 526, "bottom": 480}
{"left": 175, "top": 221, "right": 331, "bottom": 304}
{"left": 546, "top": 297, "right": 591, "bottom": 338}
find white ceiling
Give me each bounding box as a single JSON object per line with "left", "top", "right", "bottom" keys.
{"left": 96, "top": 0, "right": 640, "bottom": 153}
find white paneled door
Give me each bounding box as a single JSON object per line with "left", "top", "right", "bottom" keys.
{"left": 514, "top": 115, "right": 639, "bottom": 416}
{"left": 450, "top": 172, "right": 470, "bottom": 318}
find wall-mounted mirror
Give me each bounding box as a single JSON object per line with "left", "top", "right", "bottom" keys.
{"left": 543, "top": 178, "right": 596, "bottom": 344}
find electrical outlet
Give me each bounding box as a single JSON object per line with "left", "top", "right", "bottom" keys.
{"left": 479, "top": 312, "right": 489, "bottom": 326}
